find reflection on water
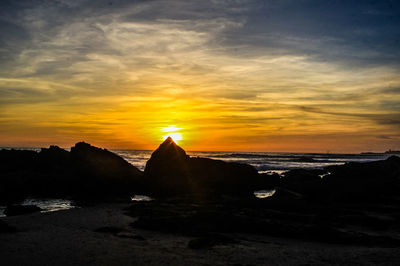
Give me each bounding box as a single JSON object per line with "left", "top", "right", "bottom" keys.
{"left": 319, "top": 172, "right": 331, "bottom": 179}
{"left": 0, "top": 198, "right": 75, "bottom": 217}
{"left": 131, "top": 195, "right": 153, "bottom": 202}
{"left": 258, "top": 170, "right": 287, "bottom": 176}
{"left": 254, "top": 189, "right": 276, "bottom": 199}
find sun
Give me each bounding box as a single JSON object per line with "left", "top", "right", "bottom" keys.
{"left": 161, "top": 125, "right": 183, "bottom": 144}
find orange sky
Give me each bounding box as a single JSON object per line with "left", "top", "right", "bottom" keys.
{"left": 0, "top": 1, "right": 399, "bottom": 153}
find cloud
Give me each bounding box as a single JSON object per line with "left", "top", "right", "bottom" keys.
{"left": 0, "top": 0, "right": 399, "bottom": 151}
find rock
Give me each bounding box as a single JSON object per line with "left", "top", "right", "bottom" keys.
{"left": 37, "top": 145, "right": 71, "bottom": 171}
{"left": 0, "top": 142, "right": 145, "bottom": 202}
{"left": 144, "top": 137, "right": 191, "bottom": 194}
{"left": 281, "top": 169, "right": 324, "bottom": 199}
{"left": 0, "top": 149, "right": 37, "bottom": 172}
{"left": 4, "top": 205, "right": 42, "bottom": 216}
{"left": 321, "top": 155, "right": 400, "bottom": 202}
{"left": 254, "top": 173, "right": 281, "bottom": 190}
{"left": 188, "top": 157, "right": 258, "bottom": 195}
{"left": 71, "top": 142, "right": 142, "bottom": 179}
{"left": 144, "top": 137, "right": 259, "bottom": 196}
{"left": 70, "top": 142, "right": 143, "bottom": 196}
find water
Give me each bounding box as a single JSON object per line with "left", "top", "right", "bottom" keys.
{"left": 254, "top": 189, "right": 276, "bottom": 198}
{"left": 0, "top": 198, "right": 75, "bottom": 217}
{"left": 112, "top": 149, "right": 391, "bottom": 174}
{"left": 131, "top": 195, "right": 153, "bottom": 202}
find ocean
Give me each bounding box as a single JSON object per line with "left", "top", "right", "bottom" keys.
{"left": 113, "top": 150, "right": 391, "bottom": 175}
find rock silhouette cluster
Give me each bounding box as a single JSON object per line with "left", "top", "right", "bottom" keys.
{"left": 0, "top": 142, "right": 143, "bottom": 203}
{"left": 1, "top": 138, "right": 399, "bottom": 205}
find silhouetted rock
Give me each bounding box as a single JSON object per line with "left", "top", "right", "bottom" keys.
{"left": 320, "top": 155, "right": 400, "bottom": 202}
{"left": 37, "top": 145, "right": 71, "bottom": 171}
{"left": 0, "top": 149, "right": 37, "bottom": 172}
{"left": 70, "top": 142, "right": 144, "bottom": 196}
{"left": 281, "top": 169, "right": 324, "bottom": 199}
{"left": 254, "top": 173, "right": 281, "bottom": 190}
{"left": 126, "top": 196, "right": 400, "bottom": 247}
{"left": 0, "top": 149, "right": 38, "bottom": 203}
{"left": 189, "top": 157, "right": 258, "bottom": 195}
{"left": 0, "top": 142, "right": 144, "bottom": 202}
{"left": 144, "top": 137, "right": 259, "bottom": 196}
{"left": 71, "top": 141, "right": 142, "bottom": 179}
{"left": 4, "top": 205, "right": 42, "bottom": 216}
{"left": 144, "top": 137, "right": 190, "bottom": 194}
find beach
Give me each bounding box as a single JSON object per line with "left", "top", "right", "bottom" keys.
{"left": 1, "top": 140, "right": 400, "bottom": 265}
{"left": 2, "top": 202, "right": 400, "bottom": 266}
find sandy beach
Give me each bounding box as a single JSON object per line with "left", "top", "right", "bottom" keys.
{"left": 1, "top": 203, "right": 400, "bottom": 266}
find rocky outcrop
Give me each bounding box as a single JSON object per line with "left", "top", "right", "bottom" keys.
{"left": 0, "top": 142, "right": 144, "bottom": 202}
{"left": 144, "top": 137, "right": 191, "bottom": 194}
{"left": 278, "top": 156, "right": 400, "bottom": 203}
{"left": 71, "top": 142, "right": 142, "bottom": 179}
{"left": 320, "top": 155, "right": 400, "bottom": 202}
{"left": 280, "top": 169, "right": 324, "bottom": 199}
{"left": 144, "top": 137, "right": 259, "bottom": 196}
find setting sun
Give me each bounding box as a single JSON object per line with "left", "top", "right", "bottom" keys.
{"left": 161, "top": 125, "right": 183, "bottom": 144}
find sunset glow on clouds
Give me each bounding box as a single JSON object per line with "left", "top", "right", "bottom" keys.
{"left": 0, "top": 0, "right": 399, "bottom": 152}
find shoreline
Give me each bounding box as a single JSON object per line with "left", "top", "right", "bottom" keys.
{"left": 2, "top": 203, "right": 400, "bottom": 266}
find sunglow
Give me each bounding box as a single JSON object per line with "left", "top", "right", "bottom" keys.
{"left": 161, "top": 125, "right": 183, "bottom": 144}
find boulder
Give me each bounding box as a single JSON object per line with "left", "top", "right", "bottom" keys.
{"left": 144, "top": 137, "right": 191, "bottom": 194}
{"left": 254, "top": 173, "right": 281, "bottom": 190}
{"left": 37, "top": 145, "right": 71, "bottom": 171}
{"left": 281, "top": 169, "right": 324, "bottom": 199}
{"left": 4, "top": 205, "right": 42, "bottom": 216}
{"left": 71, "top": 142, "right": 142, "bottom": 178}
{"left": 321, "top": 155, "right": 400, "bottom": 202}
{"left": 188, "top": 157, "right": 258, "bottom": 195}
{"left": 0, "top": 149, "right": 37, "bottom": 172}
{"left": 1, "top": 142, "right": 145, "bottom": 201}
{"left": 144, "top": 137, "right": 259, "bottom": 196}
{"left": 70, "top": 142, "right": 144, "bottom": 196}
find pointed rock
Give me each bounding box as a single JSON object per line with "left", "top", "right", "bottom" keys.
{"left": 144, "top": 138, "right": 259, "bottom": 197}
{"left": 144, "top": 137, "right": 191, "bottom": 194}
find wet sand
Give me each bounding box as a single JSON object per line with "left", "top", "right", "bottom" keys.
{"left": 1, "top": 204, "right": 400, "bottom": 266}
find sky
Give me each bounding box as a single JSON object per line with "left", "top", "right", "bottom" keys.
{"left": 0, "top": 0, "right": 399, "bottom": 152}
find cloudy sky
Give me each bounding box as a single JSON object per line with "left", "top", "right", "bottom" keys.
{"left": 0, "top": 0, "right": 399, "bottom": 152}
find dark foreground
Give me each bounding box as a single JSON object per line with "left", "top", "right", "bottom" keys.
{"left": 1, "top": 203, "right": 400, "bottom": 266}
{"left": 1, "top": 139, "right": 400, "bottom": 265}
